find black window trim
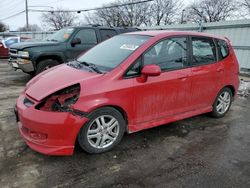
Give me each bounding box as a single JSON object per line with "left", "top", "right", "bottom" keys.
{"left": 123, "top": 35, "right": 226, "bottom": 80}
{"left": 123, "top": 56, "right": 143, "bottom": 79}
{"left": 215, "top": 38, "right": 230, "bottom": 61}
{"left": 123, "top": 35, "right": 191, "bottom": 79}
{"left": 189, "top": 35, "right": 219, "bottom": 67}
{"left": 72, "top": 28, "right": 98, "bottom": 45}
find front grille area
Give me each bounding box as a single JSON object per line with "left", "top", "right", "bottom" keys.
{"left": 9, "top": 49, "right": 18, "bottom": 60}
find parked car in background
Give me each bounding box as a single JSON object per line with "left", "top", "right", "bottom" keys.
{"left": 15, "top": 30, "right": 239, "bottom": 155}
{"left": 0, "top": 36, "right": 31, "bottom": 58}
{"left": 9, "top": 26, "right": 139, "bottom": 75}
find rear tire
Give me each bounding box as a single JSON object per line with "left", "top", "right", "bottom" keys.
{"left": 211, "top": 87, "right": 233, "bottom": 118}
{"left": 78, "top": 107, "right": 126, "bottom": 154}
{"left": 35, "top": 59, "right": 60, "bottom": 75}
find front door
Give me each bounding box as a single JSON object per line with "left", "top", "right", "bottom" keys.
{"left": 131, "top": 37, "right": 192, "bottom": 125}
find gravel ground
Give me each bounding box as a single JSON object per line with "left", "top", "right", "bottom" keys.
{"left": 0, "top": 59, "right": 250, "bottom": 188}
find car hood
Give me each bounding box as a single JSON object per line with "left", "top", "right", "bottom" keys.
{"left": 25, "top": 64, "right": 103, "bottom": 101}
{"left": 10, "top": 41, "right": 60, "bottom": 50}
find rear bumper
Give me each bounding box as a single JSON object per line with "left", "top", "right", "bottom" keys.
{"left": 16, "top": 94, "right": 88, "bottom": 155}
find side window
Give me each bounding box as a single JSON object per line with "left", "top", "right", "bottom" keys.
{"left": 192, "top": 37, "right": 216, "bottom": 65}
{"left": 100, "top": 29, "right": 117, "bottom": 41}
{"left": 74, "top": 29, "right": 97, "bottom": 44}
{"left": 125, "top": 58, "right": 142, "bottom": 77}
{"left": 144, "top": 37, "right": 187, "bottom": 71}
{"left": 217, "top": 39, "right": 229, "bottom": 59}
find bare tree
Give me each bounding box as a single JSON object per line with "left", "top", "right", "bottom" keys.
{"left": 18, "top": 24, "right": 41, "bottom": 32}
{"left": 0, "top": 21, "right": 7, "bottom": 32}
{"left": 241, "top": 0, "right": 250, "bottom": 13}
{"left": 186, "top": 0, "right": 238, "bottom": 23}
{"left": 150, "top": 0, "right": 183, "bottom": 25}
{"left": 41, "top": 9, "right": 78, "bottom": 30}
{"left": 85, "top": 0, "right": 182, "bottom": 26}
{"left": 85, "top": 0, "right": 150, "bottom": 27}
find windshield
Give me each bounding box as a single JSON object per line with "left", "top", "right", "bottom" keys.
{"left": 77, "top": 35, "right": 151, "bottom": 71}
{"left": 45, "top": 28, "right": 74, "bottom": 42}
{"left": 4, "top": 38, "right": 19, "bottom": 48}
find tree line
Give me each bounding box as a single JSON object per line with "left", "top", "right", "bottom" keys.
{"left": 1, "top": 0, "right": 250, "bottom": 31}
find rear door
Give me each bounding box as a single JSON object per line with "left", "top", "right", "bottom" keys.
{"left": 66, "top": 28, "right": 98, "bottom": 60}
{"left": 99, "top": 29, "right": 118, "bottom": 41}
{"left": 189, "top": 36, "right": 223, "bottom": 109}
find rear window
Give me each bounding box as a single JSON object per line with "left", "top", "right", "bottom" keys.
{"left": 217, "top": 39, "right": 229, "bottom": 59}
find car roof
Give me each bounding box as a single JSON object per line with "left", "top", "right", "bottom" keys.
{"left": 68, "top": 25, "right": 138, "bottom": 30}
{"left": 125, "top": 30, "right": 226, "bottom": 40}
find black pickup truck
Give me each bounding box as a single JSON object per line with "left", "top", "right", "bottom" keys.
{"left": 9, "top": 26, "right": 139, "bottom": 75}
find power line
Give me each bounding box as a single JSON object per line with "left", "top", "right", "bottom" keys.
{"left": 28, "top": 0, "right": 153, "bottom": 13}
{"left": 0, "top": 0, "right": 25, "bottom": 17}
{"left": 0, "top": 10, "right": 25, "bottom": 21}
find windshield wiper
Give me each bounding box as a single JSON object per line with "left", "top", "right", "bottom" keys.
{"left": 76, "top": 60, "right": 103, "bottom": 74}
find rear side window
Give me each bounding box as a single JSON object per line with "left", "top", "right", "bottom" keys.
{"left": 192, "top": 37, "right": 216, "bottom": 65}
{"left": 100, "top": 29, "right": 117, "bottom": 41}
{"left": 74, "top": 29, "right": 97, "bottom": 44}
{"left": 217, "top": 39, "right": 229, "bottom": 59}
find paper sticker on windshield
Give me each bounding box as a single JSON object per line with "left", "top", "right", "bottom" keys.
{"left": 63, "top": 33, "right": 70, "bottom": 39}
{"left": 120, "top": 44, "right": 139, "bottom": 51}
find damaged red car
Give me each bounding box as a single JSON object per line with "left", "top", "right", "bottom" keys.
{"left": 15, "top": 31, "right": 239, "bottom": 155}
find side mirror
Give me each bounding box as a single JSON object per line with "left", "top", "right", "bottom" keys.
{"left": 71, "top": 38, "right": 81, "bottom": 47}
{"left": 141, "top": 64, "right": 161, "bottom": 77}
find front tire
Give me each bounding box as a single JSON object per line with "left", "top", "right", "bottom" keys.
{"left": 211, "top": 87, "right": 233, "bottom": 118}
{"left": 35, "top": 59, "right": 60, "bottom": 75}
{"left": 78, "top": 107, "right": 126, "bottom": 154}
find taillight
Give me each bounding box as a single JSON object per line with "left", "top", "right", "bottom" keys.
{"left": 36, "top": 84, "right": 81, "bottom": 113}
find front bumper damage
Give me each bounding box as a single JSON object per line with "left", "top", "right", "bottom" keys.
{"left": 15, "top": 93, "right": 88, "bottom": 155}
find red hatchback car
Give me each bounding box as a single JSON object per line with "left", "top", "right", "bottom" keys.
{"left": 15, "top": 31, "right": 239, "bottom": 155}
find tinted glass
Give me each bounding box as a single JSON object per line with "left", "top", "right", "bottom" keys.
{"left": 100, "top": 29, "right": 117, "bottom": 41}
{"left": 77, "top": 35, "right": 150, "bottom": 71}
{"left": 192, "top": 37, "right": 216, "bottom": 65}
{"left": 144, "top": 37, "right": 187, "bottom": 70}
{"left": 45, "top": 28, "right": 74, "bottom": 42}
{"left": 217, "top": 39, "right": 229, "bottom": 59}
{"left": 74, "top": 29, "right": 97, "bottom": 44}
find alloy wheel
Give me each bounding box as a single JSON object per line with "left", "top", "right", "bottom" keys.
{"left": 87, "top": 115, "right": 119, "bottom": 149}
{"left": 216, "top": 91, "right": 231, "bottom": 114}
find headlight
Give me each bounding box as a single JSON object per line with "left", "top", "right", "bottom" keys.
{"left": 36, "top": 84, "right": 83, "bottom": 116}
{"left": 18, "top": 51, "right": 29, "bottom": 58}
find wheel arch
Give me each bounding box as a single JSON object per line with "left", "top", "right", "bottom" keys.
{"left": 222, "top": 85, "right": 236, "bottom": 97}
{"left": 34, "top": 55, "right": 64, "bottom": 68}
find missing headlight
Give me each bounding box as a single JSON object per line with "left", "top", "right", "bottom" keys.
{"left": 36, "top": 84, "right": 85, "bottom": 117}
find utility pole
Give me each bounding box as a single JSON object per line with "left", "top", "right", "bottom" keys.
{"left": 25, "top": 0, "right": 29, "bottom": 31}
{"left": 181, "top": 9, "right": 185, "bottom": 24}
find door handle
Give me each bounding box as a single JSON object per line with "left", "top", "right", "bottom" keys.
{"left": 179, "top": 76, "right": 188, "bottom": 81}
{"left": 217, "top": 67, "right": 224, "bottom": 72}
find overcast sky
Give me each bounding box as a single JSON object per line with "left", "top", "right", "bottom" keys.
{"left": 0, "top": 0, "right": 190, "bottom": 31}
